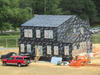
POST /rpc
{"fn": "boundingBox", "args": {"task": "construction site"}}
[0,44,100,75]
[0,15,100,75]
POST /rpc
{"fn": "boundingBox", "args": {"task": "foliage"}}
[93,0,100,17]
[0,0,33,32]
[0,0,100,32]
[60,0,97,25]
[21,0,62,14]
[0,31,20,48]
[92,34,100,44]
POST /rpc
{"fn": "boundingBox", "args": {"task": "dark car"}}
[19,52,32,59]
[0,52,16,59]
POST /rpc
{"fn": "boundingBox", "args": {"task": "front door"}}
[35,45,43,56]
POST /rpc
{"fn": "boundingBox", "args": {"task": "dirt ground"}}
[0,44,100,75]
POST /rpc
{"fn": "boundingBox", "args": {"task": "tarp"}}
[51,57,62,64]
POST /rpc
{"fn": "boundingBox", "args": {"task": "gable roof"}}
[22,15,75,27]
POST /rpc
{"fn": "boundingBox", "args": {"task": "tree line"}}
[0,0,99,32]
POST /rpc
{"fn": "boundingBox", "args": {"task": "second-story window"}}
[80,27,84,34]
[44,30,53,39]
[24,29,32,38]
[36,30,41,38]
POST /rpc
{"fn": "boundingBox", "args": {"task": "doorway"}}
[35,45,43,56]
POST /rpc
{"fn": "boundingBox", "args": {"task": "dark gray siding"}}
[57,16,92,54]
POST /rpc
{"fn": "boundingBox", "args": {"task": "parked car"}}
[0,52,16,59]
[19,52,32,59]
[2,56,31,67]
[90,27,100,34]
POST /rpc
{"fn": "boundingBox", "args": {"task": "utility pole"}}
[6,38,8,48]
[16,38,18,47]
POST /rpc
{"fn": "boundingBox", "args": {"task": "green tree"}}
[0,0,33,32]
[60,0,97,25]
[93,0,100,17]
[93,0,100,24]
[45,0,62,14]
[21,0,62,14]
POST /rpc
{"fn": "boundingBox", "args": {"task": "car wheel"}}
[3,62,6,66]
[17,63,21,67]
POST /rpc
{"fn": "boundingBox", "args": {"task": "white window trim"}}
[27,44,31,52]
[36,30,41,38]
[64,46,69,55]
[44,30,53,39]
[20,44,24,52]
[73,28,76,33]
[54,46,58,55]
[81,27,84,34]
[24,29,33,38]
[47,45,52,55]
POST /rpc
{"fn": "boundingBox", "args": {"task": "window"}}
[64,46,69,55]
[80,27,84,34]
[44,30,53,39]
[87,41,91,50]
[73,45,77,50]
[54,46,58,55]
[80,42,82,50]
[73,28,76,33]
[36,30,41,38]
[80,42,85,50]
[27,44,31,52]
[20,44,24,52]
[35,45,43,56]
[77,44,80,49]
[83,42,86,49]
[47,46,52,54]
[24,29,32,37]
[8,57,14,60]
[16,57,23,60]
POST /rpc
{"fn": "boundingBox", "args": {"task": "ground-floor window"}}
[80,42,83,50]
[35,45,43,56]
[77,44,80,49]
[27,44,31,52]
[47,45,52,55]
[86,41,91,50]
[64,46,69,55]
[80,42,86,50]
[20,44,24,52]
[54,46,58,55]
[73,45,77,50]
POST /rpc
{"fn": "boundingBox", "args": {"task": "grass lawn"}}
[92,33,100,44]
[0,31,20,48]
[91,25,100,28]
[0,32,20,39]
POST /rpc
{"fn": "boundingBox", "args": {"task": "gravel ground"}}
[0,61,100,75]
[0,44,100,75]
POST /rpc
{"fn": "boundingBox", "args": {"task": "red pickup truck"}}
[2,56,31,67]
